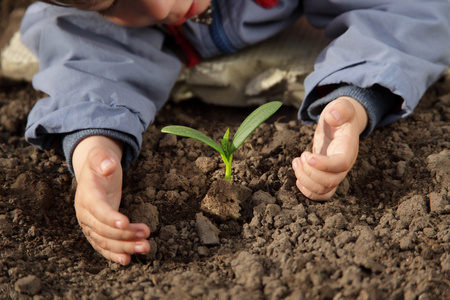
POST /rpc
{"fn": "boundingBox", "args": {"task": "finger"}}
[79,212,150,241]
[292,157,335,195]
[298,158,348,190]
[301,151,353,176]
[86,229,151,255]
[92,243,132,266]
[82,227,133,265]
[296,180,337,201]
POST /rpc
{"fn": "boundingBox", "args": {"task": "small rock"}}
[426,150,450,184]
[0,215,13,237]
[334,231,356,248]
[252,190,276,206]
[265,204,281,219]
[354,256,385,274]
[163,173,190,191]
[15,275,42,295]
[231,251,264,289]
[195,213,220,245]
[277,189,298,208]
[307,213,321,226]
[324,213,346,230]
[131,203,159,232]
[291,204,307,219]
[354,227,382,259]
[428,192,450,214]
[399,236,414,250]
[142,238,158,261]
[159,225,178,241]
[396,195,427,225]
[159,134,177,147]
[197,246,209,257]
[201,179,252,220]
[11,172,31,189]
[393,144,415,161]
[440,253,450,271]
[336,178,350,195]
[396,161,407,178]
[27,225,37,238]
[195,156,217,173]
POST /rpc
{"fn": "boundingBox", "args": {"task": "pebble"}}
[307,213,321,226]
[159,134,177,147]
[277,189,298,208]
[252,190,276,206]
[324,213,346,230]
[195,156,217,173]
[195,213,220,245]
[334,231,355,248]
[231,251,264,289]
[15,275,42,295]
[399,236,414,250]
[428,192,450,214]
[396,195,427,225]
[159,225,178,241]
[131,203,159,232]
[426,150,450,183]
[0,214,13,237]
[197,246,209,256]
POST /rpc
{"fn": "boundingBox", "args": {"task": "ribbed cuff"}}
[306,84,401,137]
[62,129,140,175]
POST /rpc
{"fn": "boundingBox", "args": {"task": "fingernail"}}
[308,157,317,167]
[136,231,145,239]
[330,110,340,122]
[118,257,125,265]
[115,221,122,229]
[100,159,113,172]
[292,159,298,170]
[296,180,303,190]
[301,154,306,164]
[135,244,145,253]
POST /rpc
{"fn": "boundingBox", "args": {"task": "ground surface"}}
[1,2,450,299]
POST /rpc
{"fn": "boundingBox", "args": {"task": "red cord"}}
[166,25,202,68]
[255,0,279,9]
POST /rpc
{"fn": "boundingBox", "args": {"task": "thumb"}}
[323,97,357,128]
[86,148,119,177]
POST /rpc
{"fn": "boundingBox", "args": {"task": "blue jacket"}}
[20,0,450,171]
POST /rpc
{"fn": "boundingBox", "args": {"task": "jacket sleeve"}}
[20,3,182,161]
[300,0,450,130]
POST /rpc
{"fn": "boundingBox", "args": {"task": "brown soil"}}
[1,2,450,299]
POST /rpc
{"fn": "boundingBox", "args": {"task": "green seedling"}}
[161,101,283,181]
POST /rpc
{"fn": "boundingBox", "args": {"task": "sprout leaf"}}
[161,125,225,156]
[230,101,283,153]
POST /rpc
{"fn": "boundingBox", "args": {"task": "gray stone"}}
[396,195,427,225]
[195,213,220,245]
[15,275,42,295]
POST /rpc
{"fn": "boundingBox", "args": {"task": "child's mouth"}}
[172,0,199,25]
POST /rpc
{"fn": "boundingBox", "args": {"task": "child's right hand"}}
[292,97,369,201]
[72,136,151,265]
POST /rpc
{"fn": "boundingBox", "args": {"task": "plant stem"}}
[224,154,233,181]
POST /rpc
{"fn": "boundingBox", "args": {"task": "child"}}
[20,0,450,265]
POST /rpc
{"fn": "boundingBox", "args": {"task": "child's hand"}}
[292,97,368,201]
[72,136,151,265]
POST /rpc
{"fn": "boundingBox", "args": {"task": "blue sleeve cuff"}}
[62,129,140,175]
[305,84,401,137]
